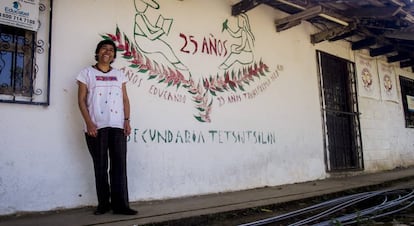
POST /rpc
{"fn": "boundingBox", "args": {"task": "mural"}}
[356,54,399,102]
[133,0,188,71]
[102,0,282,122]
[356,53,380,100]
[378,61,398,103]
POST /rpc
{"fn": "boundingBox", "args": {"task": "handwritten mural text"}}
[179,33,228,57]
[121,67,143,87]
[148,85,187,103]
[217,70,280,107]
[129,129,276,144]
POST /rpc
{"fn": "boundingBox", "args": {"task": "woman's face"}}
[97,44,115,64]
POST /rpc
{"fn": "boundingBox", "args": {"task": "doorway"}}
[317,51,364,172]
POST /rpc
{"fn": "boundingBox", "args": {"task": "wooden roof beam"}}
[397,8,414,23]
[328,31,356,41]
[276,5,324,32]
[389,0,405,7]
[365,0,386,7]
[232,0,265,16]
[384,31,414,41]
[369,45,396,57]
[387,52,411,63]
[400,59,414,68]
[344,6,400,18]
[310,22,357,44]
[351,37,377,50]
[275,0,350,26]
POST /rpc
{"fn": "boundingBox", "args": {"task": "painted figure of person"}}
[361,67,373,91]
[77,40,137,215]
[383,74,392,94]
[220,13,255,70]
[133,0,188,71]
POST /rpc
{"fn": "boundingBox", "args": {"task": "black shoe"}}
[94,206,111,215]
[113,207,138,215]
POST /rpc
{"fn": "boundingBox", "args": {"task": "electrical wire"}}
[238,188,414,226]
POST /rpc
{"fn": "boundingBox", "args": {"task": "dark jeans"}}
[85,127,130,210]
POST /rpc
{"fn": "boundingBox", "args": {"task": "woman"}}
[77,39,137,215]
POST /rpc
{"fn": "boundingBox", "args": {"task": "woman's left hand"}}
[124,120,131,136]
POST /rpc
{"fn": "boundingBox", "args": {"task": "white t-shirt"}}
[76,66,128,131]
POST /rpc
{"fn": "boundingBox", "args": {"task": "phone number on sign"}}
[0,13,36,25]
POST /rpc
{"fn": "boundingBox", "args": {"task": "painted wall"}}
[356,56,414,171]
[0,0,413,215]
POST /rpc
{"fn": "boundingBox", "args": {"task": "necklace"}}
[94,64,112,73]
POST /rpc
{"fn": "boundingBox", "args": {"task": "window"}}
[0,25,35,96]
[0,0,51,105]
[400,76,414,128]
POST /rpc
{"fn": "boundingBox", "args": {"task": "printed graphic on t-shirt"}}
[96,76,118,81]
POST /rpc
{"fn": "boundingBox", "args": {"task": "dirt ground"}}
[147,179,414,226]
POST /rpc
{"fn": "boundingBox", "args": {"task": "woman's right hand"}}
[86,122,98,137]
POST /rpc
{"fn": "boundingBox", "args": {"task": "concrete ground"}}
[1,167,414,226]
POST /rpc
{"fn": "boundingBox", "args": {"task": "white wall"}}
[357,59,414,171]
[0,0,413,215]
[314,41,414,172]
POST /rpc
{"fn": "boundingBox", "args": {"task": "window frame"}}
[0,0,52,106]
[399,76,414,128]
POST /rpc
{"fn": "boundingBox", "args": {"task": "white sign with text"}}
[0,0,39,31]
